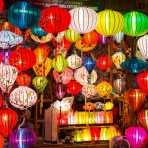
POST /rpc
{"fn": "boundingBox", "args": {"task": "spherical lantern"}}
[96,55,112,72]
[70,7,97,33]
[39,6,71,33]
[113,32,124,43]
[0,108,18,137]
[9,48,36,72]
[96,10,124,36]
[125,126,147,148]
[9,128,36,148]
[55,83,67,99]
[31,25,48,36]
[16,73,31,86]
[123,11,148,37]
[9,86,37,110]
[137,35,148,60]
[113,78,126,93]
[8,1,40,29]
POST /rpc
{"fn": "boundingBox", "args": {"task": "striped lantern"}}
[96,10,124,36]
[70,7,97,34]
[137,35,148,60]
[113,32,124,43]
[113,78,126,93]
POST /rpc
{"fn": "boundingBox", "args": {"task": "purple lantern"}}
[55,83,67,99]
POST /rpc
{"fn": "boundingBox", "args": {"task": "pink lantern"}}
[55,83,67,99]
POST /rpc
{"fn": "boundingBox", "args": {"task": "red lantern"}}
[0,108,18,137]
[90,128,100,141]
[9,47,36,71]
[0,0,4,12]
[66,80,82,96]
[96,55,112,72]
[39,6,71,33]
[59,37,71,50]
[16,73,31,86]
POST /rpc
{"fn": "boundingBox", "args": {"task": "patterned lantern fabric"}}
[16,73,31,86]
[9,86,37,110]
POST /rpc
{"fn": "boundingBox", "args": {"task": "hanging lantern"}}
[10,128,36,148]
[83,102,96,111]
[9,86,37,110]
[103,102,114,111]
[70,7,97,33]
[137,35,148,60]
[66,80,82,96]
[16,73,31,86]
[90,128,100,141]
[96,55,112,72]
[113,32,124,43]
[125,126,147,148]
[39,6,71,33]
[82,128,92,141]
[9,48,36,72]
[74,130,83,142]
[8,1,40,29]
[123,11,148,37]
[0,134,4,148]
[113,78,126,93]
[31,25,48,36]
[0,109,18,137]
[96,10,124,36]
[96,81,112,97]
[55,83,67,99]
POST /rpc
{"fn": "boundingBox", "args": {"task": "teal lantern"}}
[31,25,48,36]
[123,11,148,37]
[8,1,40,30]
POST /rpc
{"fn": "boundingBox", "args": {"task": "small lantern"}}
[55,83,67,99]
[113,78,126,93]
[16,73,31,86]
[83,102,96,111]
[103,102,114,111]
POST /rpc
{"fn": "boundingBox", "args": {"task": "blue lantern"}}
[31,25,48,36]
[121,58,148,74]
[8,1,40,30]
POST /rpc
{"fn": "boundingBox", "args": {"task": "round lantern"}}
[55,83,67,99]
[0,108,18,137]
[113,78,126,93]
[96,55,112,72]
[137,35,148,60]
[9,48,36,72]
[96,81,112,97]
[16,73,31,86]
[125,126,147,148]
[8,1,40,29]
[39,6,71,33]
[9,86,37,110]
[9,128,36,148]
[123,11,148,37]
[66,80,82,96]
[96,10,124,36]
[31,25,48,36]
[70,7,97,33]
[113,32,124,43]
[103,102,114,111]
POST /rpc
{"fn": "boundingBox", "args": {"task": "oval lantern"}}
[123,11,148,37]
[31,25,48,36]
[9,86,37,110]
[96,10,124,36]
[113,32,124,43]
[8,1,40,29]
[39,6,71,33]
[16,73,31,86]
[55,83,67,99]
[0,108,18,137]
[113,78,126,93]
[137,35,148,60]
[70,7,97,33]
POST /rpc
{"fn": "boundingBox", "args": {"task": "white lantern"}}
[9,86,37,110]
[137,35,148,60]
[113,32,124,43]
[69,7,97,34]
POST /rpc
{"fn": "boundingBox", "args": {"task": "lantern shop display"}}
[113,78,126,93]
[113,32,124,43]
[55,83,67,99]
[16,73,31,86]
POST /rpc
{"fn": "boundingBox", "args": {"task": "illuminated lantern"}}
[113,32,124,43]
[96,10,124,36]
[0,109,18,137]
[82,128,91,141]
[99,127,108,140]
[96,55,112,72]
[9,128,36,148]
[123,11,148,37]
[9,48,36,72]
[107,126,121,140]
[55,83,66,99]
[39,6,71,33]
[65,29,81,42]
[113,78,126,93]
[0,134,4,148]
[96,81,112,97]
[121,58,148,74]
[90,128,100,141]
[125,126,147,148]
[9,86,37,110]
[58,37,71,51]
[16,73,31,86]
[31,25,48,36]
[66,80,82,96]
[137,35,148,60]
[70,7,97,33]
[67,54,82,69]
[74,130,82,142]
[83,102,96,111]
[103,102,114,111]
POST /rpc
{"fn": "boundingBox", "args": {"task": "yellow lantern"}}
[107,126,121,140]
[100,127,108,140]
[82,128,91,142]
[74,130,83,142]
[96,10,124,36]
[103,102,114,111]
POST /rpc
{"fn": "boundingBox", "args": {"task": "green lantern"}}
[123,11,148,37]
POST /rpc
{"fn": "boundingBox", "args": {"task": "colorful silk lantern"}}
[70,7,97,33]
[103,102,114,111]
[113,78,126,93]
[123,11,148,37]
[82,129,92,141]
[96,10,124,36]
[0,108,18,137]
[113,32,124,43]
[9,128,36,148]
[31,25,48,36]
[55,83,66,99]
[9,86,37,110]
[16,73,31,86]
[8,1,40,29]
[125,126,147,148]
[39,6,71,33]
[74,130,83,142]
[137,35,148,60]
[90,128,100,141]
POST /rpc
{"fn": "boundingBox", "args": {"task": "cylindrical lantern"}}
[16,73,31,86]
[90,128,100,141]
[113,32,124,43]
[70,7,97,33]
[113,78,126,93]
[96,10,124,36]
[55,83,66,99]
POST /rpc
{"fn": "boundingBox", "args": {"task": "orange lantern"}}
[16,73,31,86]
[83,102,96,111]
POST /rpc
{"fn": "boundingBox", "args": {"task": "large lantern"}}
[8,1,40,29]
[0,108,18,137]
[39,6,71,33]
[70,7,97,33]
[9,86,37,110]
[16,73,31,86]
[96,10,124,36]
